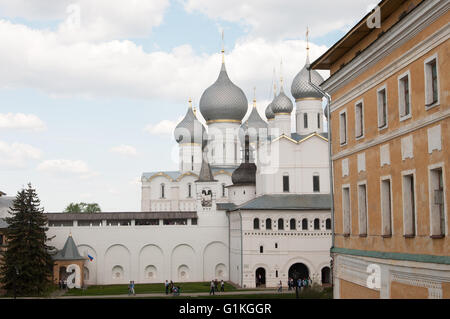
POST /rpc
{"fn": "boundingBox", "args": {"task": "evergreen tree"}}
[0,184,54,296]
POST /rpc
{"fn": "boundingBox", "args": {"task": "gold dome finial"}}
[193,106,197,116]
[221,29,225,63]
[273,68,277,96]
[253,87,257,108]
[280,58,284,88]
[306,26,310,61]
[188,97,192,108]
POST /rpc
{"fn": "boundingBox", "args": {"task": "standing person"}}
[131,281,136,296]
[170,280,174,293]
[128,281,132,296]
[209,280,215,295]
[214,279,218,292]
[278,280,282,292]
[287,278,291,291]
[220,280,225,292]
[165,280,169,295]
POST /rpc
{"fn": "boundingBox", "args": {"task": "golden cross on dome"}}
[306,26,310,60]
[188,97,192,108]
[253,87,257,108]
[221,29,225,63]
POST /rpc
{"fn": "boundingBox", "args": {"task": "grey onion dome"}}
[291,61,324,100]
[239,106,268,145]
[265,100,275,120]
[174,106,207,147]
[199,63,248,122]
[272,87,294,114]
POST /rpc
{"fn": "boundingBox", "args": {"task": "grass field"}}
[64,281,238,296]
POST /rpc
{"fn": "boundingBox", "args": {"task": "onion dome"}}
[231,135,257,185]
[174,99,207,148]
[240,97,268,144]
[291,57,324,100]
[199,62,248,123]
[272,85,293,115]
[265,100,275,120]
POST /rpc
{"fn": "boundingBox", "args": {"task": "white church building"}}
[36,46,333,288]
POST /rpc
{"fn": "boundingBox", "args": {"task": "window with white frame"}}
[342,186,351,236]
[429,167,445,238]
[188,183,192,198]
[398,72,411,119]
[313,174,320,192]
[377,87,388,129]
[304,113,308,129]
[381,178,392,237]
[425,55,439,107]
[317,113,321,129]
[283,174,290,192]
[161,183,165,199]
[358,183,368,236]
[339,111,347,145]
[402,173,416,237]
[355,101,364,138]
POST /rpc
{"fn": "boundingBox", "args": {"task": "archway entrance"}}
[321,267,331,284]
[288,263,309,281]
[255,268,266,287]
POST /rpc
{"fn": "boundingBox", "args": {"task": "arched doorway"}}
[288,263,309,281]
[321,267,331,284]
[255,268,266,287]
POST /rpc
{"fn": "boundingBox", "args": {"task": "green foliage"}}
[0,184,54,296]
[64,202,101,213]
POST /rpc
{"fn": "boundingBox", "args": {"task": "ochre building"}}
[312,0,449,299]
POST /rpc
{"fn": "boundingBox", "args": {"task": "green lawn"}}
[64,281,238,296]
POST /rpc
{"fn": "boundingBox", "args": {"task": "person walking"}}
[278,280,282,293]
[220,280,225,292]
[209,280,215,295]
[165,280,169,295]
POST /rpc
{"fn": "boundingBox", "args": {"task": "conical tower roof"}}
[53,234,85,261]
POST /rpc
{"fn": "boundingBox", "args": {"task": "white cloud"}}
[183,0,376,40]
[37,159,98,179]
[144,118,182,136]
[0,0,170,42]
[110,144,138,156]
[0,19,329,105]
[0,113,46,131]
[0,140,42,168]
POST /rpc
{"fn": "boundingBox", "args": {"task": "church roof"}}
[221,194,331,211]
[290,132,328,142]
[46,211,198,221]
[53,235,85,261]
[196,154,217,182]
[142,166,235,182]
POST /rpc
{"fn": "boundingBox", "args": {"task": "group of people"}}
[164,280,181,296]
[128,281,136,296]
[58,279,67,290]
[287,277,311,291]
[209,279,225,295]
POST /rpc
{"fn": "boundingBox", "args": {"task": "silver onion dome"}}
[199,63,248,123]
[265,99,275,120]
[272,86,293,114]
[174,104,207,148]
[240,103,268,145]
[291,61,324,100]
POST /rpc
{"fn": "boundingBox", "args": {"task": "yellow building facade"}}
[312,0,449,298]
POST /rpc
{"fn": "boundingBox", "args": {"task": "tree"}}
[64,202,101,213]
[0,184,54,296]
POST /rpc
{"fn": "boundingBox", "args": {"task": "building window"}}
[314,218,320,230]
[188,183,192,198]
[398,72,411,119]
[254,218,260,230]
[222,184,226,197]
[317,113,321,129]
[278,218,284,230]
[304,113,308,128]
[275,243,278,249]
[260,246,264,254]
[161,184,165,199]
[342,186,351,236]
[358,183,368,236]
[425,56,439,107]
[191,218,198,225]
[191,155,194,171]
[402,173,416,237]
[290,218,296,230]
[313,175,320,192]
[381,178,392,237]
[326,218,331,230]
[266,218,272,230]
[302,218,308,230]
[377,87,388,129]
[339,111,347,145]
[355,101,364,138]
[283,175,290,192]
[430,167,445,238]
[276,270,278,277]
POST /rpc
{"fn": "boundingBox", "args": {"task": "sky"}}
[0,0,377,212]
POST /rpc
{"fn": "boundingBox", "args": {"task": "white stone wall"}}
[295,99,324,135]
